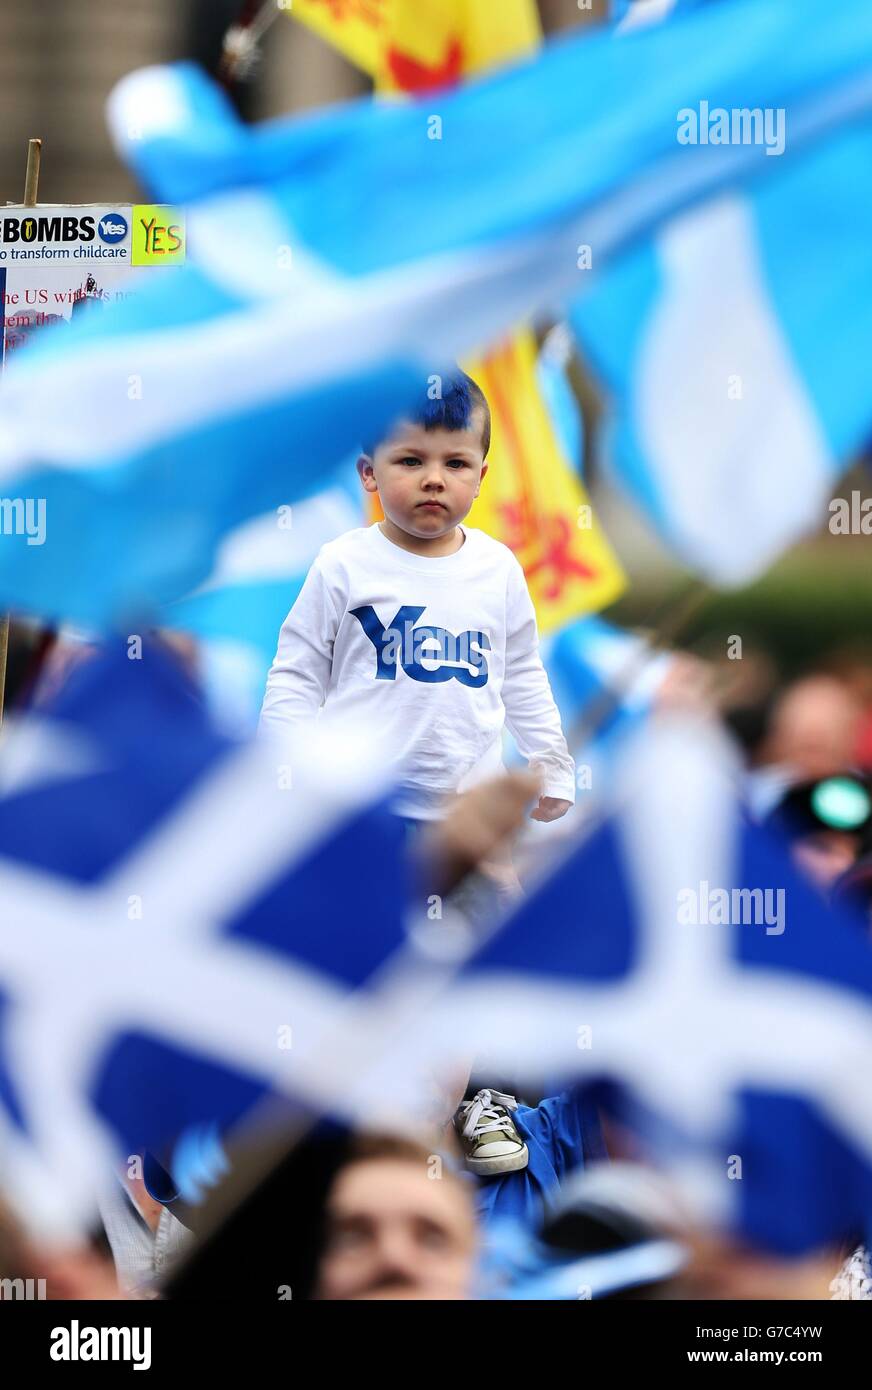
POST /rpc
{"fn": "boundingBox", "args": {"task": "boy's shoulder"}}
[463,526,527,582]
[463,525,522,565]
[312,524,377,566]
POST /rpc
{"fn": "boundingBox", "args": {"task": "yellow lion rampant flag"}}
[288,0,389,79]
[289,0,539,87]
[289,0,626,631]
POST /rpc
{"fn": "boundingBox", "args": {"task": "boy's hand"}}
[416,769,541,895]
[529,795,573,823]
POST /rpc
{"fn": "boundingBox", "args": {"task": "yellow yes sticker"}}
[131,206,186,265]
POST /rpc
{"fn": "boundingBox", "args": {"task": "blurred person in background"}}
[761,767,872,1300]
[166,1126,479,1302]
[0,1196,121,1300]
[820,646,872,774]
[756,673,866,785]
[679,1233,847,1301]
[314,1134,477,1301]
[764,772,872,893]
[833,852,872,938]
[98,1153,192,1299]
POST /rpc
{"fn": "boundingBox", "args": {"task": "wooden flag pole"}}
[0,138,42,727]
[23,137,41,207]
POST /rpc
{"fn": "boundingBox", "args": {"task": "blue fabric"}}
[544,613,659,748]
[2,0,871,622]
[0,642,410,1169]
[458,771,872,1254]
[573,0,872,580]
[475,1089,607,1230]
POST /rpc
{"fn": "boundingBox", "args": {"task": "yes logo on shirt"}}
[350,605,491,688]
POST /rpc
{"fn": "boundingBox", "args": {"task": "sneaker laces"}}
[460,1088,519,1142]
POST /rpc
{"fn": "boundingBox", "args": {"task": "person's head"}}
[765,774,872,891]
[832,853,872,935]
[357,371,490,541]
[314,1133,477,1301]
[759,675,865,780]
[792,830,862,892]
[0,1196,120,1300]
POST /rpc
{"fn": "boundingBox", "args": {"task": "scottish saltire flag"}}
[425,717,872,1254]
[0,0,870,622]
[542,614,672,752]
[0,642,413,1237]
[576,0,872,583]
[162,474,364,726]
[165,477,362,662]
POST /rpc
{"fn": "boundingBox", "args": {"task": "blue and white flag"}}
[576,0,872,582]
[425,716,872,1254]
[543,614,672,751]
[0,642,414,1237]
[162,474,364,729]
[0,0,870,621]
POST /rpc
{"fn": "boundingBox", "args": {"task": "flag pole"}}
[23,137,41,207]
[0,138,40,727]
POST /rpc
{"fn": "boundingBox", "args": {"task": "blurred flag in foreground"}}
[0,643,411,1237]
[162,475,364,720]
[540,614,674,789]
[0,0,869,623]
[425,716,872,1255]
[575,0,872,582]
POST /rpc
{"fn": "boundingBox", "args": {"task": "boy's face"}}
[357,415,488,539]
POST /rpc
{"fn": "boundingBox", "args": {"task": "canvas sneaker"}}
[454,1088,528,1176]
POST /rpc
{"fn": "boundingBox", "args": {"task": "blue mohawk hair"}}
[363,370,491,457]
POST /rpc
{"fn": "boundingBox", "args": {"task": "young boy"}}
[259,371,576,831]
[260,372,576,1177]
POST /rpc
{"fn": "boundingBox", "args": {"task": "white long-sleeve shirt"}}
[259,522,576,820]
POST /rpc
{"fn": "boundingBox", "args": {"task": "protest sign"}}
[0,204,185,363]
